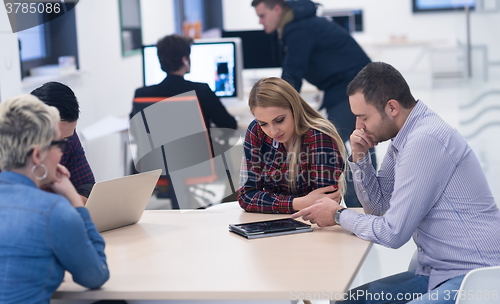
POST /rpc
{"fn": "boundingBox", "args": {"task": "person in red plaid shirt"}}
[31,82,95,205]
[238,77,346,213]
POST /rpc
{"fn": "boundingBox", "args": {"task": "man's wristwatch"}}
[335,208,347,225]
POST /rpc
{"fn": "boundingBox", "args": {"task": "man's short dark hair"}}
[30,82,79,122]
[251,0,286,9]
[347,62,416,113]
[156,34,193,74]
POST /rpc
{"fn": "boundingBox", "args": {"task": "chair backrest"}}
[408,249,419,271]
[130,91,217,208]
[455,265,500,304]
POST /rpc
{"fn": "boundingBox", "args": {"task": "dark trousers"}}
[326,100,377,208]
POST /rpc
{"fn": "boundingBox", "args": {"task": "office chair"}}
[130,91,220,209]
[407,250,500,304]
[454,265,500,304]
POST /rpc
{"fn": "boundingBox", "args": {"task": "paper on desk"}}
[80,115,129,141]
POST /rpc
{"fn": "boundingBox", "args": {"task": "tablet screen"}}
[231,218,311,234]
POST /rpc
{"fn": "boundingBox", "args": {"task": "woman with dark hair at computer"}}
[238,77,346,213]
[0,95,109,303]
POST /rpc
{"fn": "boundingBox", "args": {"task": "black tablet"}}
[229,218,313,239]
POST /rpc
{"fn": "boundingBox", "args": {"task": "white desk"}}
[53,203,372,301]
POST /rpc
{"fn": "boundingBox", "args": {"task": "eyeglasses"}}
[50,139,68,151]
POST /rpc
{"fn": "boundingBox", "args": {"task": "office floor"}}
[135,65,500,304]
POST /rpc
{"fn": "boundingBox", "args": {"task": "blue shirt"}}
[342,101,500,290]
[0,171,109,303]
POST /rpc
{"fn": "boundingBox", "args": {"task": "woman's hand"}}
[50,164,84,208]
[292,185,340,210]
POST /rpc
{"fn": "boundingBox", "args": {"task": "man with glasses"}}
[31,82,95,204]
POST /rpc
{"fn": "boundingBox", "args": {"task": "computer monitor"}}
[222,30,282,69]
[322,9,364,33]
[142,37,243,100]
[412,0,475,12]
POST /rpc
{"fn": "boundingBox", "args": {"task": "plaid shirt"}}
[60,132,95,197]
[238,120,344,213]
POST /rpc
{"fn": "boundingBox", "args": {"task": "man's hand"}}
[291,197,343,227]
[350,129,375,163]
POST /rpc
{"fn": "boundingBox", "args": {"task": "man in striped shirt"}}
[293,62,500,303]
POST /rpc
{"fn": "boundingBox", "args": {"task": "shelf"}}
[21,70,84,90]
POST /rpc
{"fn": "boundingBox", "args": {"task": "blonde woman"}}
[238,77,346,214]
[0,95,109,303]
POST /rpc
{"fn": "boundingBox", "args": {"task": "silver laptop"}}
[85,169,162,232]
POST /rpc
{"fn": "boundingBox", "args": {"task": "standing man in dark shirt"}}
[31,82,95,204]
[252,0,374,207]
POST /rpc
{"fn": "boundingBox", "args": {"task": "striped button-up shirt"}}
[238,120,344,213]
[342,101,500,290]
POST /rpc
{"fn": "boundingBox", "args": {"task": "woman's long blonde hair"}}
[248,77,347,196]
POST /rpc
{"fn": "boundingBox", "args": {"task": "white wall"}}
[141,0,175,45]
[222,0,261,31]
[0,5,22,100]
